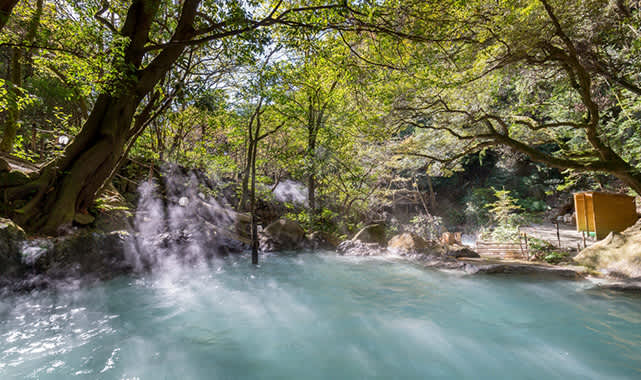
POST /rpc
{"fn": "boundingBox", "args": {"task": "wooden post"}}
[582,231,587,249]
[250,142,258,265]
[583,196,590,236]
[524,234,529,260]
[251,214,258,265]
[518,232,524,258]
[555,222,561,249]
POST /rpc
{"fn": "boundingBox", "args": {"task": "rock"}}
[34,231,132,280]
[574,219,641,279]
[0,218,27,278]
[461,260,581,278]
[596,281,641,293]
[92,183,133,232]
[20,238,54,265]
[352,223,386,246]
[387,232,437,254]
[386,232,479,259]
[0,158,10,172]
[444,244,480,258]
[306,231,340,250]
[0,170,30,186]
[74,212,96,225]
[440,232,462,245]
[259,219,305,252]
[337,239,384,256]
[234,213,252,241]
[562,213,574,224]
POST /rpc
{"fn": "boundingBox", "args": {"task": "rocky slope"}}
[575,219,641,280]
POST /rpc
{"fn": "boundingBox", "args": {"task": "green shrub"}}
[485,188,523,226]
[519,197,548,212]
[407,214,443,240]
[478,225,520,242]
[543,251,570,265]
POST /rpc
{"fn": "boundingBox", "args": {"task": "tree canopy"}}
[0,0,640,235]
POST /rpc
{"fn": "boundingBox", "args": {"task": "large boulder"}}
[352,223,386,246]
[0,158,10,172]
[234,212,252,241]
[0,219,136,289]
[305,231,340,250]
[387,232,438,255]
[259,219,305,252]
[0,218,27,278]
[92,183,133,232]
[386,232,480,258]
[33,231,133,280]
[0,170,30,186]
[444,244,480,258]
[575,219,641,279]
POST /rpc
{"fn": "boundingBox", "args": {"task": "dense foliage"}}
[0,0,639,236]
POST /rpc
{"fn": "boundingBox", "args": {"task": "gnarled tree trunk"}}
[0,0,18,32]
[1,0,201,234]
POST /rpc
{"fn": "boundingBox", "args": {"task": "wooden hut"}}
[574,192,638,239]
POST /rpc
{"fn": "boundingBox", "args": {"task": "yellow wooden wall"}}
[574,192,637,239]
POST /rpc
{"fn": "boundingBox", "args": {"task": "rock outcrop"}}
[444,244,480,258]
[0,218,27,279]
[0,158,10,172]
[0,222,134,290]
[574,219,641,279]
[32,231,132,280]
[305,231,340,250]
[352,224,386,246]
[386,232,480,259]
[457,259,581,278]
[259,219,306,252]
[387,232,439,255]
[339,231,481,260]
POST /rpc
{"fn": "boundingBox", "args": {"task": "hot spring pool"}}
[1,252,640,379]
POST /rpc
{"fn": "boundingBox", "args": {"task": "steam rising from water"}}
[127,166,242,271]
[272,180,308,206]
[1,168,640,378]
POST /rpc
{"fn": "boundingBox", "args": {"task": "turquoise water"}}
[1,252,640,379]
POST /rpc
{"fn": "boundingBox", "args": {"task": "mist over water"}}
[272,180,308,206]
[1,172,640,379]
[1,252,640,379]
[128,167,242,271]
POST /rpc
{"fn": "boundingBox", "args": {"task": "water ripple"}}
[0,254,640,379]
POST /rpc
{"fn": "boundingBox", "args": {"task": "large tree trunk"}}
[307,131,317,216]
[1,0,201,234]
[9,93,139,232]
[0,0,18,32]
[0,0,43,153]
[238,139,254,211]
[0,47,21,152]
[250,127,259,265]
